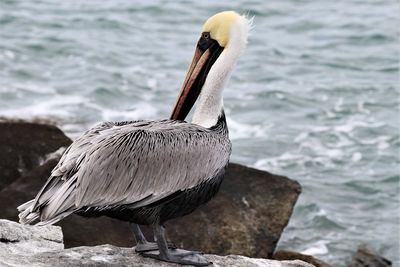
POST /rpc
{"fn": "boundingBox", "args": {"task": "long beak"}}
[170,47,212,120]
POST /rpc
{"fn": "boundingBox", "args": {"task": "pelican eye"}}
[202,32,210,39]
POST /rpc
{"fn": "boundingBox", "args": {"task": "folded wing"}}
[18,120,230,225]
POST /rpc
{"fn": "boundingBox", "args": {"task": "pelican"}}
[18,11,250,266]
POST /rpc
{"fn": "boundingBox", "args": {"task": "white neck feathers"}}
[192,15,250,128]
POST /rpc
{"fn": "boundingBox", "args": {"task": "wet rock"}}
[0,219,315,267]
[348,245,392,267]
[0,120,301,258]
[0,120,71,190]
[274,250,332,267]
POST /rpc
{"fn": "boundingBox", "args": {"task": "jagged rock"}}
[0,219,314,267]
[0,120,72,190]
[348,245,392,267]
[0,120,301,258]
[274,250,332,267]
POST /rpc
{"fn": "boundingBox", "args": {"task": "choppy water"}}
[1,0,399,265]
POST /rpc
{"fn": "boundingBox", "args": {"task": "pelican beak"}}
[170,36,223,120]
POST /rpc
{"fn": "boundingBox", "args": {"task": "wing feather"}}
[74,121,230,208]
[20,119,230,225]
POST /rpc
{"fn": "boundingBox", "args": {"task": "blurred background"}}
[0,0,398,266]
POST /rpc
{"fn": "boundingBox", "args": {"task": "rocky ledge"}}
[0,219,314,267]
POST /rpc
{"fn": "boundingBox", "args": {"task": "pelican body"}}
[18,11,250,266]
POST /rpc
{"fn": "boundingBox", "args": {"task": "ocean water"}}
[0,0,399,266]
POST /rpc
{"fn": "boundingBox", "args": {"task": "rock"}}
[60,215,136,248]
[0,219,63,256]
[0,120,301,258]
[0,120,72,191]
[0,159,60,222]
[0,219,314,267]
[162,163,301,258]
[348,245,392,267]
[274,250,332,267]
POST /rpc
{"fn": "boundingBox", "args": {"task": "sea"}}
[0,1,399,266]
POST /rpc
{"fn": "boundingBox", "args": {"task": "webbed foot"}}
[141,248,210,266]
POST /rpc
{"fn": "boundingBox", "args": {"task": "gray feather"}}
[18,119,231,225]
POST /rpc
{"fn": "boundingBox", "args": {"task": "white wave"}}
[0,94,85,119]
[102,104,158,122]
[377,141,389,150]
[253,152,317,173]
[253,139,344,172]
[304,118,386,136]
[332,134,354,148]
[83,101,158,122]
[309,126,330,132]
[317,208,327,216]
[301,240,329,256]
[357,100,370,114]
[0,83,57,94]
[61,124,86,139]
[253,117,390,172]
[299,139,344,159]
[146,78,158,90]
[294,132,309,143]
[333,97,344,112]
[226,117,270,140]
[351,152,363,162]
[3,50,15,59]
[333,120,385,134]
[359,135,391,151]
[296,129,353,148]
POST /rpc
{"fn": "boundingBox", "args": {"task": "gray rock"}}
[0,219,314,267]
[348,245,392,267]
[0,219,63,259]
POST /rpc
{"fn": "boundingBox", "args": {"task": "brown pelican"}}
[18,11,250,266]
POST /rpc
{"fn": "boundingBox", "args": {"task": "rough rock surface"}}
[0,219,63,257]
[0,219,314,267]
[348,245,392,267]
[0,120,72,190]
[274,250,332,267]
[0,120,301,258]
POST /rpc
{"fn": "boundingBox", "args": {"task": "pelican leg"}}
[131,223,175,253]
[141,223,211,266]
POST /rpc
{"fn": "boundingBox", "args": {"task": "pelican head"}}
[171,11,251,125]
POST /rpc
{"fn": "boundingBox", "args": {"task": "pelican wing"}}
[21,119,230,224]
[74,120,230,208]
